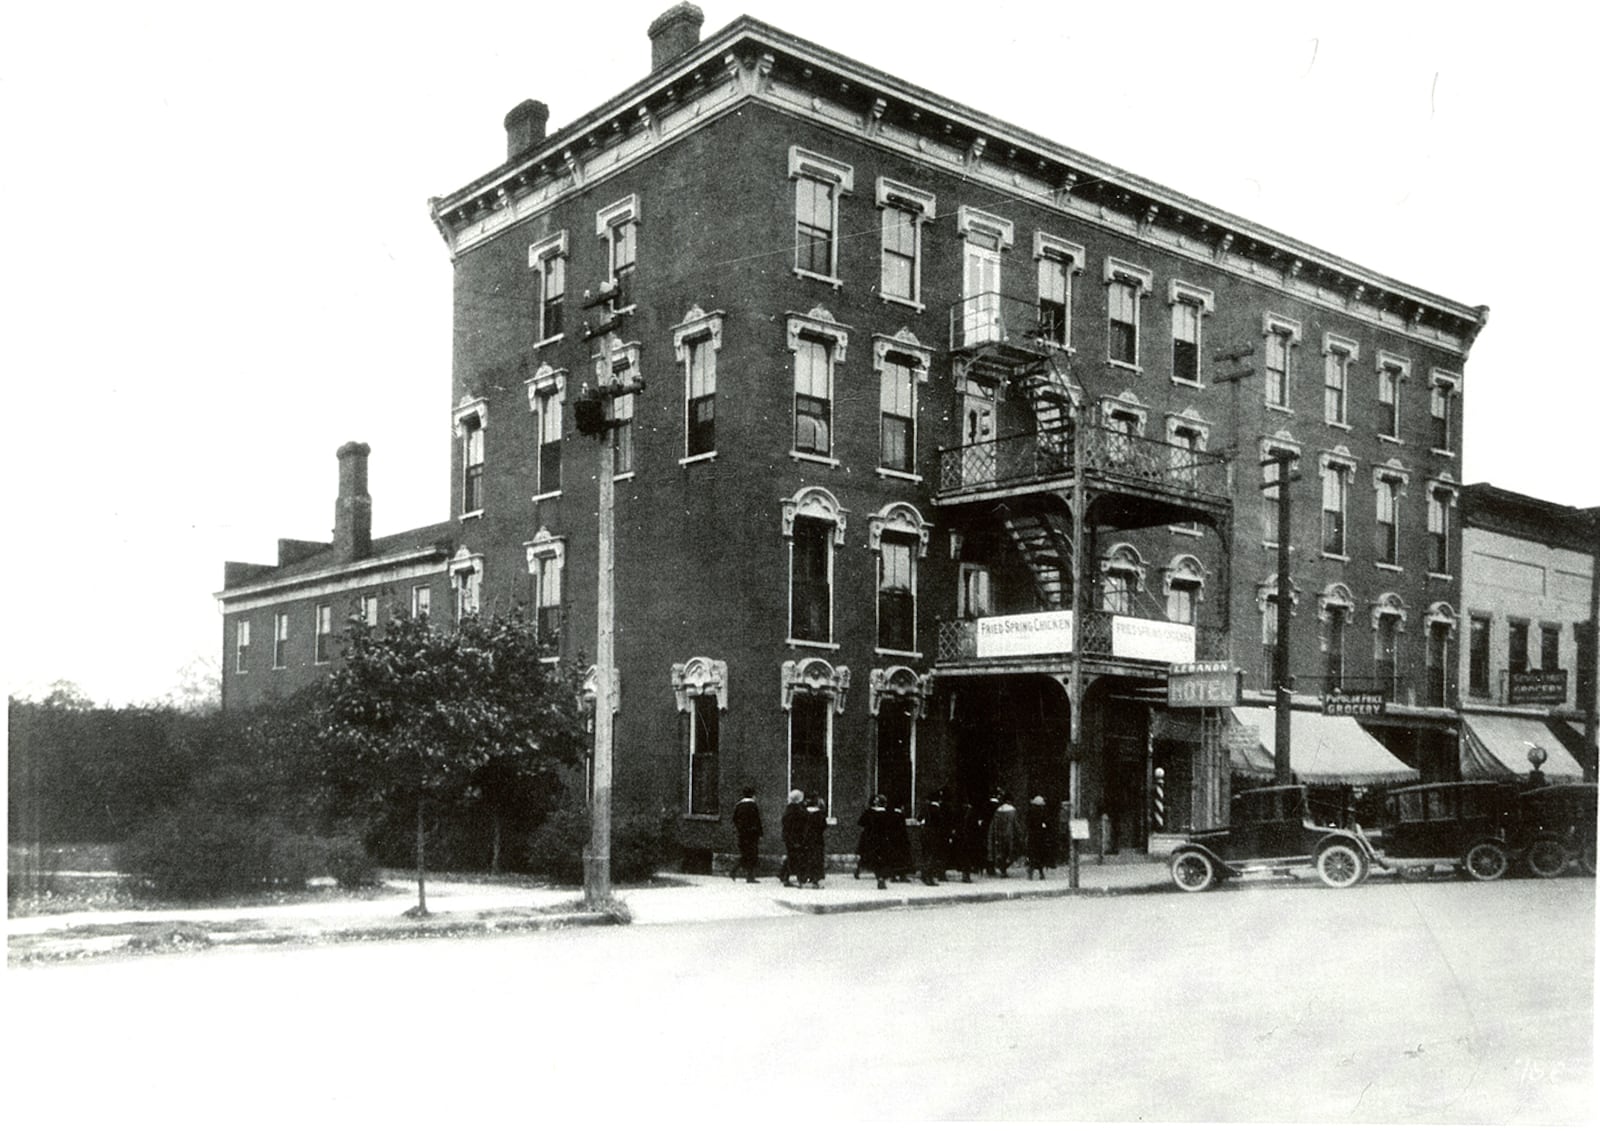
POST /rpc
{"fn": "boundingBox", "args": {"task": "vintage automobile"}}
[1362,781,1519,881]
[1168,784,1377,892]
[1512,783,1598,878]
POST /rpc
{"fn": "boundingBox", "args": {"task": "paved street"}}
[4,876,1592,1123]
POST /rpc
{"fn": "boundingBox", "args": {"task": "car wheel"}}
[1170,850,1215,893]
[1316,843,1366,889]
[1578,837,1596,878]
[1526,838,1571,879]
[1463,841,1509,882]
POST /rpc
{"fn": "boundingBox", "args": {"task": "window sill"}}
[1170,375,1203,389]
[684,813,721,823]
[272,665,287,672]
[459,509,484,520]
[533,333,565,350]
[1107,359,1143,375]
[1430,448,1456,458]
[786,639,841,651]
[1428,572,1454,582]
[539,656,560,666]
[875,648,924,660]
[531,491,562,503]
[789,451,840,468]
[879,293,924,313]
[794,268,844,289]
[613,471,635,483]
[1265,404,1295,416]
[679,451,718,467]
[1375,562,1404,573]
[876,467,922,483]
[1378,434,1403,445]
[1321,552,1350,563]
[1325,420,1352,431]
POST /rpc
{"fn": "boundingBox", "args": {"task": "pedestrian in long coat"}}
[888,803,915,882]
[857,794,898,889]
[800,793,827,887]
[779,789,806,887]
[1026,795,1051,880]
[730,785,762,883]
[989,792,1022,877]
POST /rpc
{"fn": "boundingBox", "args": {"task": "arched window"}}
[783,487,847,645]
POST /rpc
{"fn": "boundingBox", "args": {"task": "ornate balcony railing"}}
[935,613,1228,665]
[937,423,1230,500]
[948,291,1063,353]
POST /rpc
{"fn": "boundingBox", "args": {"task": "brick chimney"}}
[333,441,372,562]
[648,3,704,71]
[504,99,550,162]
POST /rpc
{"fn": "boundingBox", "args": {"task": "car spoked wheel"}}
[1170,850,1216,893]
[1463,840,1509,882]
[1315,843,1366,889]
[1526,838,1571,879]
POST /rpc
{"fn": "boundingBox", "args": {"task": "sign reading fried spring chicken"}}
[975,611,1075,658]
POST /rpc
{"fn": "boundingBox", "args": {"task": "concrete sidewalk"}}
[7,857,1174,963]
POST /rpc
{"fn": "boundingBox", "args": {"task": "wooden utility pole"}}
[1267,450,1298,784]
[1584,507,1600,782]
[576,312,643,908]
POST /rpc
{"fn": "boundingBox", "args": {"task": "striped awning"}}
[1461,714,1586,783]
[1229,707,1420,786]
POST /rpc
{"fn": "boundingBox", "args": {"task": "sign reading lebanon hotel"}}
[975,612,1195,664]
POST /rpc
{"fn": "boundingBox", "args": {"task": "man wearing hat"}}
[1026,795,1051,880]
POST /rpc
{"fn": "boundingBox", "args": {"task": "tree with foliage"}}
[320,608,587,914]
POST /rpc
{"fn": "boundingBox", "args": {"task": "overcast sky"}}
[3,0,1595,706]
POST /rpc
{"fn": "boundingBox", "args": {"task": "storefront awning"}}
[1460,714,1586,783]
[1229,707,1420,786]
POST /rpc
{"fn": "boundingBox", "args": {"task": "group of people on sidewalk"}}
[728,784,1061,890]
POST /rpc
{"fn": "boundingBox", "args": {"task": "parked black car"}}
[1168,785,1376,892]
[1364,781,1518,881]
[1512,783,1598,878]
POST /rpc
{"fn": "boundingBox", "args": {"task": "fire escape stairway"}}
[1000,508,1075,609]
[1015,352,1077,468]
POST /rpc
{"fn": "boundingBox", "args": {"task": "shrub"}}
[120,808,376,899]
[525,804,671,887]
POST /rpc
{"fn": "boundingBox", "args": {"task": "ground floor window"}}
[789,694,831,810]
[688,693,719,816]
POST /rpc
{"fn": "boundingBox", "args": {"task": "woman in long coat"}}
[988,792,1022,877]
[1026,795,1051,880]
[779,789,806,887]
[857,794,897,889]
[800,793,828,887]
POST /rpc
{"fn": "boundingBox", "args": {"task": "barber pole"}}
[1152,767,1166,831]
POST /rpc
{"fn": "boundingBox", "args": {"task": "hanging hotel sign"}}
[1322,691,1387,717]
[1507,670,1568,705]
[1167,661,1242,708]
[975,611,1074,658]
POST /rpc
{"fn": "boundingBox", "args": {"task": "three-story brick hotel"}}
[218,5,1499,865]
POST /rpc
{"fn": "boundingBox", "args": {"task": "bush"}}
[525,804,670,886]
[121,807,377,899]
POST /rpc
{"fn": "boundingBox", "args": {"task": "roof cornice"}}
[215,544,451,607]
[430,15,1486,350]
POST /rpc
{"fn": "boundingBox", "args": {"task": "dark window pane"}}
[790,696,829,804]
[880,414,912,472]
[879,590,914,652]
[540,439,561,493]
[1039,299,1067,344]
[1109,319,1136,365]
[688,394,715,456]
[876,708,913,814]
[1172,337,1198,382]
[795,393,830,455]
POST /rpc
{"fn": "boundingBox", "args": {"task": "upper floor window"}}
[791,148,853,284]
[1100,544,1146,615]
[411,584,431,620]
[959,563,992,619]
[871,502,929,655]
[1258,577,1296,690]
[1320,458,1352,557]
[526,365,564,498]
[1169,281,1214,385]
[1263,314,1302,410]
[1427,481,1456,574]
[1104,259,1152,368]
[1373,595,1406,696]
[1508,619,1530,675]
[1539,623,1561,672]
[1164,556,1205,625]
[596,195,639,310]
[314,603,333,664]
[361,595,379,627]
[453,400,487,516]
[593,337,639,479]
[1035,234,1085,348]
[1430,370,1460,453]
[876,179,933,306]
[874,332,930,477]
[1261,439,1300,545]
[526,530,564,656]
[784,487,846,646]
[957,207,1014,346]
[1468,613,1491,697]
[528,231,567,344]
[1323,334,1358,426]
[787,307,849,463]
[451,548,483,623]
[1377,352,1408,440]
[235,619,250,674]
[273,611,289,669]
[1374,472,1403,566]
[673,306,724,461]
[1166,410,1210,492]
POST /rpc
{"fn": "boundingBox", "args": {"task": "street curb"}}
[774,880,1172,915]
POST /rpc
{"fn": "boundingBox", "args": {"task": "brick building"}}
[220,6,1490,863]
[1457,483,1598,783]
